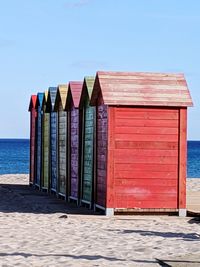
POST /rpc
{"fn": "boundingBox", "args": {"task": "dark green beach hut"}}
[79,77,96,208]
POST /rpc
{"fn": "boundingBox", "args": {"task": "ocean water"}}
[0,139,199,177]
[0,139,29,174]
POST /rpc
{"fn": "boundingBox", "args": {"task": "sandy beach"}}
[0,175,199,266]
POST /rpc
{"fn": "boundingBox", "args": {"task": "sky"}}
[0,0,199,139]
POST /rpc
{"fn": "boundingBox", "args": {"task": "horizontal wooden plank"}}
[115,163,178,172]
[114,149,178,157]
[114,156,178,164]
[115,110,178,120]
[115,118,179,128]
[114,170,178,179]
[114,126,178,135]
[115,141,178,150]
[114,133,178,142]
[114,178,178,187]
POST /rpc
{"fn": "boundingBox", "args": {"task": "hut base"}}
[34,184,40,190]
[179,209,187,217]
[80,199,92,209]
[58,193,66,200]
[41,187,48,193]
[69,196,79,206]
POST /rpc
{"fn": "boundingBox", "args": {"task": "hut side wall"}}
[42,112,50,189]
[70,106,79,199]
[107,106,179,209]
[58,102,67,196]
[81,100,95,203]
[96,104,108,208]
[36,106,42,187]
[30,108,37,184]
[50,112,57,192]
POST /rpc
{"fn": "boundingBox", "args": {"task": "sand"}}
[0,175,199,266]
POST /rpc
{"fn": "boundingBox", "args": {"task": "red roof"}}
[28,95,37,111]
[90,71,193,107]
[68,81,83,108]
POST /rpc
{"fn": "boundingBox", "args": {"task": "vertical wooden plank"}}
[95,104,108,208]
[81,99,95,205]
[50,111,57,192]
[58,101,67,196]
[106,107,115,208]
[36,106,42,188]
[178,108,187,209]
[70,107,79,200]
[42,110,50,190]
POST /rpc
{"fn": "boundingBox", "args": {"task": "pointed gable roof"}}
[90,71,193,107]
[46,87,57,112]
[36,92,45,108]
[67,81,83,108]
[79,76,95,108]
[42,90,48,112]
[54,84,68,111]
[28,95,37,111]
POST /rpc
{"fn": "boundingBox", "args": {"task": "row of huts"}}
[29,71,193,216]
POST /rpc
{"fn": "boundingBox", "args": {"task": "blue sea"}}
[0,139,199,177]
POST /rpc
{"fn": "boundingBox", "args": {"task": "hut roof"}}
[90,71,193,107]
[54,84,68,111]
[41,90,48,112]
[36,92,45,108]
[46,87,57,112]
[68,81,83,108]
[79,77,95,108]
[28,95,37,111]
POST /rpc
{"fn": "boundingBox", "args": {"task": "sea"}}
[0,139,199,178]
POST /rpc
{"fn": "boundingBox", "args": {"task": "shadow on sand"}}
[106,229,200,242]
[0,183,101,215]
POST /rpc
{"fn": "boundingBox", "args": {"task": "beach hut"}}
[79,77,95,208]
[46,87,58,194]
[54,85,68,198]
[66,81,83,204]
[35,92,45,189]
[41,91,50,191]
[28,95,37,186]
[90,71,193,216]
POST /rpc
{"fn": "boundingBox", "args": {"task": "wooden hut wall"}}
[55,85,68,197]
[42,91,50,190]
[36,93,44,189]
[68,82,83,202]
[80,77,95,206]
[48,87,58,193]
[90,71,193,215]
[58,101,67,196]
[29,95,37,185]
[70,106,80,200]
[95,103,108,209]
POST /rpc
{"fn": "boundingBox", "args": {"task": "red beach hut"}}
[28,95,37,186]
[90,71,193,216]
[66,81,83,204]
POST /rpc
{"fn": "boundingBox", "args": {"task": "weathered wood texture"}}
[107,107,179,209]
[91,71,193,107]
[50,111,57,192]
[67,81,83,201]
[36,93,44,188]
[70,107,79,199]
[58,101,67,195]
[179,108,187,209]
[29,95,37,185]
[47,87,58,192]
[96,104,108,208]
[42,111,50,189]
[82,100,95,202]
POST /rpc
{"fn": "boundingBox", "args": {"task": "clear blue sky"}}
[0,0,199,139]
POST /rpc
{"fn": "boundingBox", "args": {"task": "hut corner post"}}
[178,108,187,217]
[105,107,115,216]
